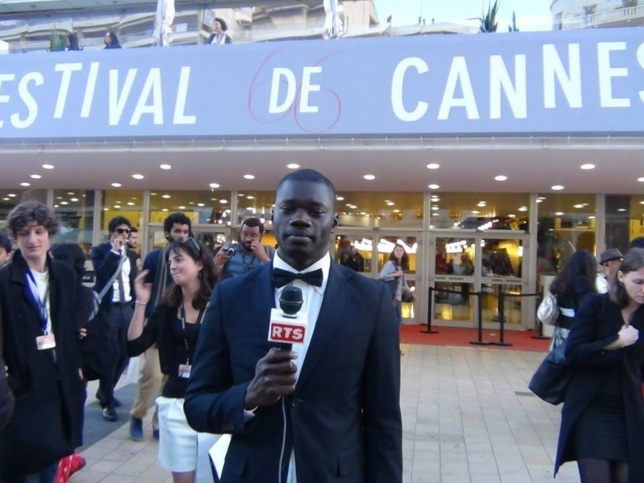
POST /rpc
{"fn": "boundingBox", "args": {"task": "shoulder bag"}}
[528,336,571,405]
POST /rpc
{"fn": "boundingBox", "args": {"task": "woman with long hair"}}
[103,31,122,49]
[127,238,218,483]
[549,250,598,348]
[555,248,644,483]
[379,243,410,326]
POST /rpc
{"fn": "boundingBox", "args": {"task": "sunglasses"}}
[115,228,131,235]
[181,237,203,257]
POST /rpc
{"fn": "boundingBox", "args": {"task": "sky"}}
[372,0,554,32]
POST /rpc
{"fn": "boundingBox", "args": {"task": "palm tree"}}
[476,0,501,33]
[508,11,519,32]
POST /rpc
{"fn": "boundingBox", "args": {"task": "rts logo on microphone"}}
[268,322,306,344]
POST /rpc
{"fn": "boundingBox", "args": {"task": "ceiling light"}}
[555,211,564,216]
[70,198,79,202]
[197,203,205,207]
[538,197,546,200]
[42,164,54,170]
[179,205,186,209]
[162,194,171,199]
[7,194,16,198]
[471,210,480,215]
[287,163,300,169]
[551,185,564,190]
[132,174,144,180]
[127,202,135,206]
[574,204,584,208]
[508,214,516,218]
[536,199,544,203]
[2,198,9,201]
[336,196,345,201]
[20,182,30,187]
[114,205,121,209]
[220,199,228,204]
[209,183,220,189]
[386,202,395,206]
[393,209,401,213]
[618,208,627,212]
[477,202,486,207]
[640,201,644,205]
[243,174,255,180]
[60,201,68,205]
[67,192,74,195]
[363,174,376,180]
[494,175,507,181]
[431,206,439,211]
[111,183,122,188]
[247,195,255,200]
[160,164,171,170]
[518,206,528,212]
[588,216,596,219]
[54,204,59,208]
[580,164,595,170]
[638,177,644,182]
[428,184,440,190]
[162,208,168,212]
[427,163,440,170]
[30,174,41,179]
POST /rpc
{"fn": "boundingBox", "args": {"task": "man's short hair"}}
[276,168,336,200]
[129,227,139,234]
[629,237,644,249]
[242,217,265,234]
[0,231,12,252]
[163,213,192,234]
[7,201,59,237]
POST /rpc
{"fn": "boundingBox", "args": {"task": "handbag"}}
[537,293,559,326]
[528,336,572,405]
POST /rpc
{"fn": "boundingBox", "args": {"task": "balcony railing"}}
[562,4,644,29]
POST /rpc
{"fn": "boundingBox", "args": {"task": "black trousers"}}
[98,303,134,409]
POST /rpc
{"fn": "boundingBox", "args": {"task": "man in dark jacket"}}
[91,216,139,421]
[0,201,85,481]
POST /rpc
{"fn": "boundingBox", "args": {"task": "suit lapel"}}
[296,263,353,391]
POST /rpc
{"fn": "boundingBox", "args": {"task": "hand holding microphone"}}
[244,286,308,409]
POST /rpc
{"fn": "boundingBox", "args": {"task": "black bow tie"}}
[272,268,324,288]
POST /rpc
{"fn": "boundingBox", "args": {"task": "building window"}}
[148,190,233,226]
[52,190,95,254]
[429,193,529,231]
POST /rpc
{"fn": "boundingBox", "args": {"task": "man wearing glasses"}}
[91,216,139,421]
[214,217,275,280]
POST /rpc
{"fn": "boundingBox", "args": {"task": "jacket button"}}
[292,398,303,408]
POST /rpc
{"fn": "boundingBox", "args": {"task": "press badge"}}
[178,364,192,379]
[36,334,56,350]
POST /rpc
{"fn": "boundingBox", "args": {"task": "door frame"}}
[428,229,530,329]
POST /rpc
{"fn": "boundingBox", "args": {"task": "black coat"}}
[0,251,86,478]
[555,275,595,329]
[555,293,644,482]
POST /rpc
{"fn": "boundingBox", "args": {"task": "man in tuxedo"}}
[91,216,139,421]
[185,169,402,482]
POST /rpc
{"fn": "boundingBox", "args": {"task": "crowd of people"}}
[0,169,403,483]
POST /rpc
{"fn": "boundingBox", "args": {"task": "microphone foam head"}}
[280,285,303,316]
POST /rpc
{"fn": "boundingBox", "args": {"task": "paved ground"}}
[70,343,579,482]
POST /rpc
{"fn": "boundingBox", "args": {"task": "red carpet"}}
[400,325,550,352]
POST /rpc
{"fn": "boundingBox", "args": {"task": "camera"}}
[222,242,237,256]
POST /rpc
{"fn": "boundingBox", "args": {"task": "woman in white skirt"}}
[127,237,219,483]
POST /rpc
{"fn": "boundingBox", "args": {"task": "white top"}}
[111,252,132,303]
[272,250,330,483]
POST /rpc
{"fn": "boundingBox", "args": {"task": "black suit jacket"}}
[0,357,13,430]
[185,261,402,483]
[91,242,138,311]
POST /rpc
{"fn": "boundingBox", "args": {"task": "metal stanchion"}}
[470,291,490,346]
[421,286,439,334]
[490,290,512,346]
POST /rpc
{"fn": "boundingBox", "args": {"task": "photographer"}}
[214,217,274,279]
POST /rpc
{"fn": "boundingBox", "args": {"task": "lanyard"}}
[26,271,50,334]
[179,303,205,364]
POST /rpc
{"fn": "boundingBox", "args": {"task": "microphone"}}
[268,285,308,347]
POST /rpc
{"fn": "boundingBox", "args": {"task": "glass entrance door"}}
[429,231,529,329]
[333,229,422,323]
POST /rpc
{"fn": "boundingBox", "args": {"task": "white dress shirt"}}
[271,250,331,483]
